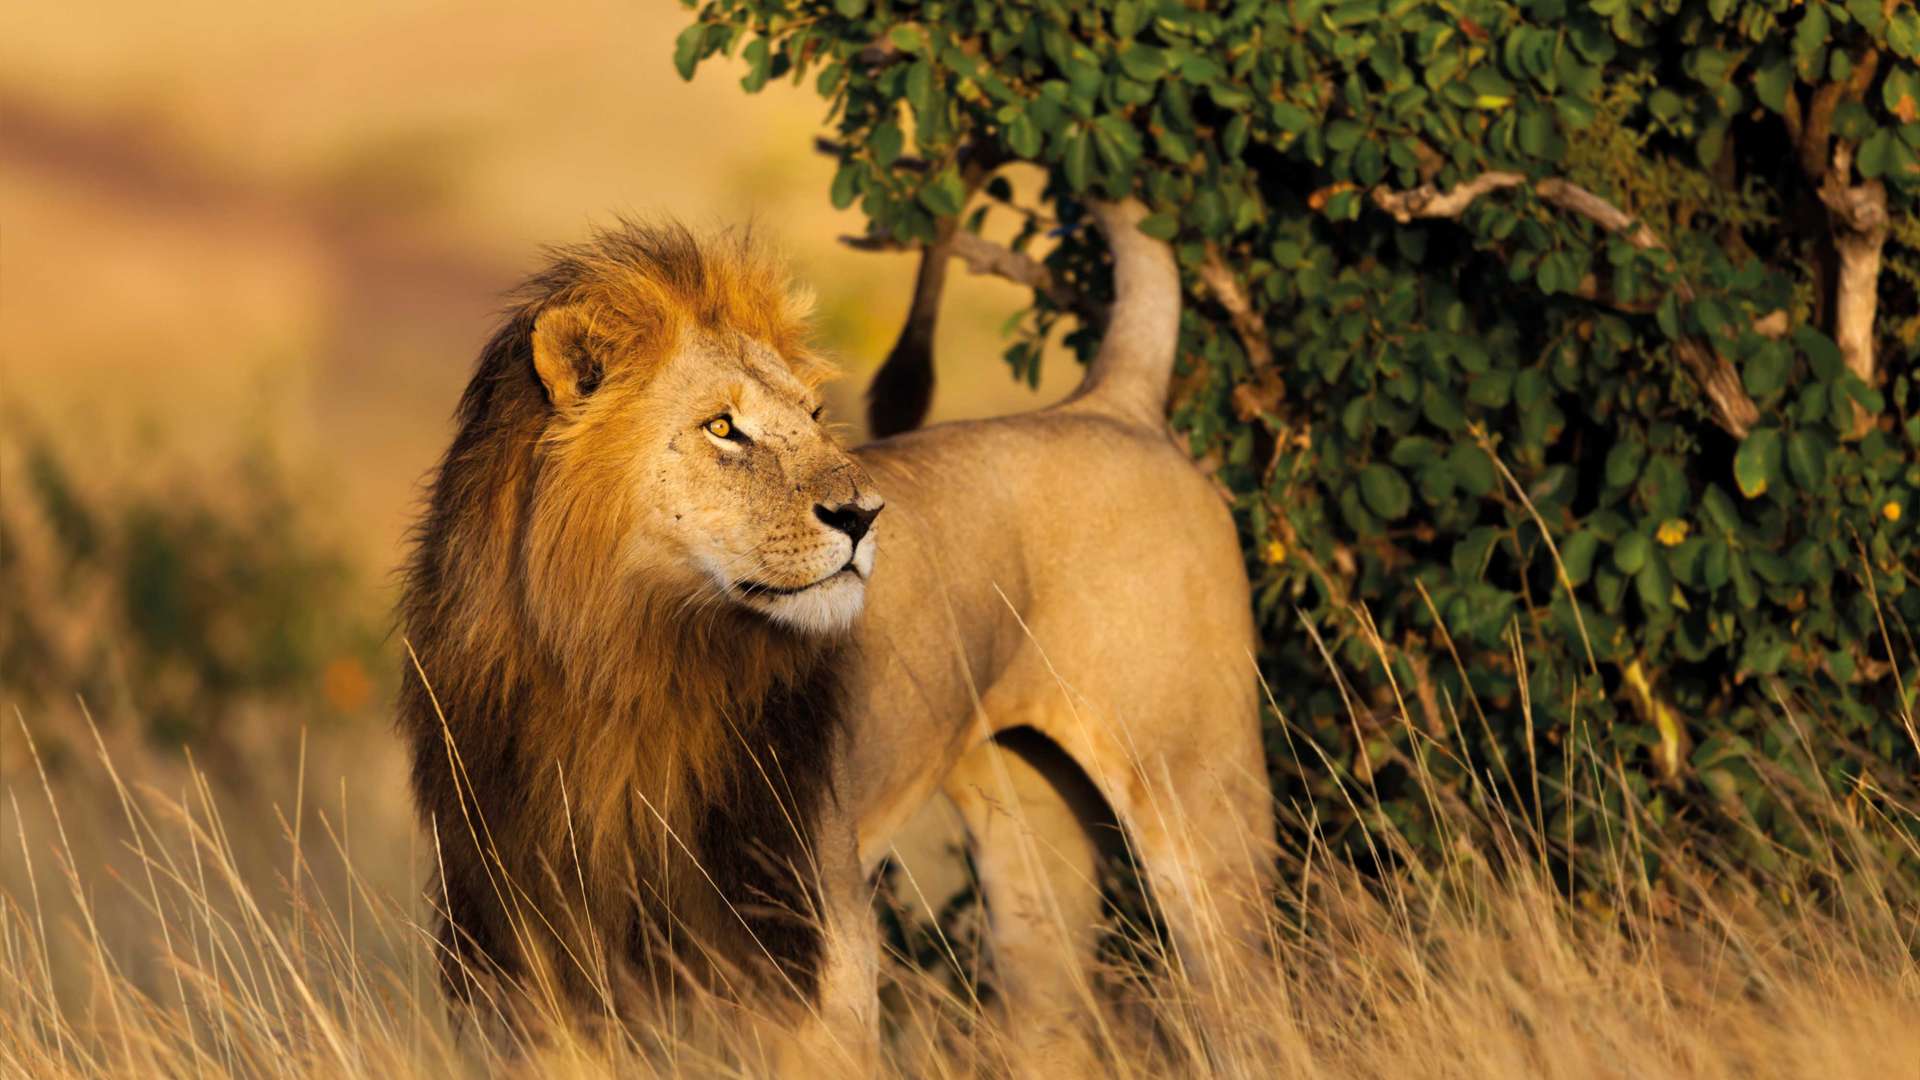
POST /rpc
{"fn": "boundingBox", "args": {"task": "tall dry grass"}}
[4,664,1917,1080]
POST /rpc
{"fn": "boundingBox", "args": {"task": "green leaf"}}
[1734,427,1783,499]
[1452,526,1502,580]
[889,26,925,54]
[1450,442,1496,496]
[1271,102,1313,132]
[741,37,772,94]
[918,168,967,217]
[1605,440,1645,488]
[871,120,904,168]
[905,61,936,121]
[1787,431,1829,490]
[673,24,706,81]
[1136,212,1178,240]
[1743,341,1792,397]
[1893,9,1920,58]
[1118,45,1167,82]
[1007,113,1042,158]
[1794,6,1830,76]
[1858,128,1895,179]
[829,161,859,210]
[1848,0,1887,33]
[1635,558,1671,615]
[1062,128,1093,191]
[1360,464,1413,520]
[1753,59,1793,113]
[1794,325,1844,378]
[1325,120,1365,152]
[1517,104,1555,158]
[1562,530,1601,586]
[1225,114,1251,158]
[1613,531,1651,575]
[1468,370,1513,408]
[1730,550,1761,608]
[1701,485,1740,533]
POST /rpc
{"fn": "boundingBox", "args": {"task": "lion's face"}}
[642,333,883,634]
[532,307,883,637]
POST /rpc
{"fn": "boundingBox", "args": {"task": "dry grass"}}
[11,7,1915,1076]
[4,680,1916,1080]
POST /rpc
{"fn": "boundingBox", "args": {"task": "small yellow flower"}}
[1656,519,1690,547]
[1884,501,1903,523]
[1264,539,1288,565]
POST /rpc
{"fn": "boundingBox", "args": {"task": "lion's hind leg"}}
[942,737,1106,1077]
[1016,659,1278,1001]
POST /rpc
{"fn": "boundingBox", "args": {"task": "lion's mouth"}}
[732,563,860,600]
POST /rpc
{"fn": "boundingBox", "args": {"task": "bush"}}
[676,0,1920,882]
[1,433,379,755]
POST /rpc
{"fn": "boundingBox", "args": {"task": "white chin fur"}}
[750,573,867,635]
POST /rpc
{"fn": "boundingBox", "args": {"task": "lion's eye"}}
[810,404,825,421]
[705,416,735,439]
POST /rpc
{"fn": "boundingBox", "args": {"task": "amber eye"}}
[811,404,825,421]
[705,416,733,439]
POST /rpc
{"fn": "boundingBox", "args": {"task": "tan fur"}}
[401,206,1275,1066]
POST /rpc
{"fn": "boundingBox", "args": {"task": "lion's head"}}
[514,224,883,638]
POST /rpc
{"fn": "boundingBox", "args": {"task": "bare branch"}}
[1818,141,1891,438]
[811,136,929,172]
[840,229,1094,323]
[1532,179,1663,249]
[1369,172,1527,222]
[1371,173,1761,438]
[1199,245,1273,369]
[1752,310,1791,339]
[1781,49,1888,437]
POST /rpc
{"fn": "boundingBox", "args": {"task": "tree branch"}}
[1371,174,1762,438]
[1370,171,1529,222]
[1818,140,1890,437]
[1199,245,1273,369]
[812,136,928,173]
[840,229,1095,324]
[1788,48,1887,438]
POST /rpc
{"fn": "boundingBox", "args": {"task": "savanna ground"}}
[4,4,1920,1078]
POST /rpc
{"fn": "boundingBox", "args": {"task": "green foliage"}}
[1,436,380,753]
[679,0,1920,881]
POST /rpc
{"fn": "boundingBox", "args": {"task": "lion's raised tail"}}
[861,198,1182,435]
[1064,199,1182,428]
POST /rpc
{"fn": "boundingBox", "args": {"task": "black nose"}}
[814,501,882,545]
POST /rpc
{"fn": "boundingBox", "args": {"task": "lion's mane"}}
[398,222,842,1005]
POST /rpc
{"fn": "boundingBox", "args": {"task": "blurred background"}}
[1,0,1056,976]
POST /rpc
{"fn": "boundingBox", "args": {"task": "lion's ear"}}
[530,304,605,407]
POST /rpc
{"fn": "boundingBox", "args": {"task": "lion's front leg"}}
[770,809,881,1077]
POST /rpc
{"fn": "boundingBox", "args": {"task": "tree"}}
[677,0,1920,876]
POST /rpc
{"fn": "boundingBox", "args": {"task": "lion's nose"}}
[814,500,882,545]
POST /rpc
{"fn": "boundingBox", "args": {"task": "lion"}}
[398,201,1274,1070]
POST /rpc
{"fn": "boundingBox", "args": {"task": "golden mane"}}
[398,220,843,1008]
[516,219,831,391]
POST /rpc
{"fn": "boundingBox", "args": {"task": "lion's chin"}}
[739,570,867,636]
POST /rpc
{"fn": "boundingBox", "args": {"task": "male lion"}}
[399,201,1273,1069]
